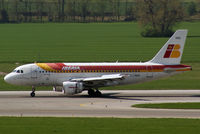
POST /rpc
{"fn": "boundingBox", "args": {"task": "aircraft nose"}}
[4,74,12,84]
[4,74,9,83]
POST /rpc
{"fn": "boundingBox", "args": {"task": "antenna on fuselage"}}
[34,52,41,63]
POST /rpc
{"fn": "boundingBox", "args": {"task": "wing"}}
[71,74,126,88]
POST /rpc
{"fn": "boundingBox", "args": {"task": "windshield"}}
[13,70,24,73]
[12,70,16,72]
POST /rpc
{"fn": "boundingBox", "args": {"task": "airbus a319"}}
[4,30,192,97]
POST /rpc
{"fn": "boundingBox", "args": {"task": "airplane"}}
[4,30,192,97]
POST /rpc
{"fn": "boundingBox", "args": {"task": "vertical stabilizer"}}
[149,30,188,65]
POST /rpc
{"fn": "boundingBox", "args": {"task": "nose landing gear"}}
[30,86,35,97]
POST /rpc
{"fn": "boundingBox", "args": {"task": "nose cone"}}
[4,73,22,85]
[4,74,10,83]
[4,73,15,84]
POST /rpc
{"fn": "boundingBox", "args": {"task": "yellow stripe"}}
[36,63,56,71]
[176,68,191,72]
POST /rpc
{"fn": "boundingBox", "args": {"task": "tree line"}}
[0,0,137,23]
[1,0,199,23]
[0,0,200,37]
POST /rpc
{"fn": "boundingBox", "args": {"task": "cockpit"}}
[12,70,24,73]
[4,63,35,85]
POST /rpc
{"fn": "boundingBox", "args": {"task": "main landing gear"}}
[88,89,102,97]
[30,86,35,97]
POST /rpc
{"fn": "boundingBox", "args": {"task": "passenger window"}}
[21,70,23,73]
[17,70,20,73]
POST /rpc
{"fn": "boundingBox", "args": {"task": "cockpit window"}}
[13,70,24,73]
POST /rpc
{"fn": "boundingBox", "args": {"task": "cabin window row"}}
[39,70,141,73]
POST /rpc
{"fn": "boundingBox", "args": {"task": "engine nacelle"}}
[63,81,84,95]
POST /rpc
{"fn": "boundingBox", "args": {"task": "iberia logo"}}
[163,44,181,58]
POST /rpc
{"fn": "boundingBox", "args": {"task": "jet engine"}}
[63,81,84,95]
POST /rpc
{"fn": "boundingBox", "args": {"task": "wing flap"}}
[71,74,124,82]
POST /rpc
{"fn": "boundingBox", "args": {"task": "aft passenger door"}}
[146,65,153,78]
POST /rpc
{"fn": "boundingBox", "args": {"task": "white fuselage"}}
[4,62,190,88]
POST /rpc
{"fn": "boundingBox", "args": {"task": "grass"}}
[0,22,200,63]
[0,117,200,134]
[0,22,200,90]
[132,102,200,109]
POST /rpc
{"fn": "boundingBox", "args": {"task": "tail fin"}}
[149,30,188,65]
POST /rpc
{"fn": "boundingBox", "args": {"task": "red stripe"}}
[80,65,191,70]
[46,63,66,70]
[43,63,191,71]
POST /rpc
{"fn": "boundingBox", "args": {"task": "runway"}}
[0,90,200,118]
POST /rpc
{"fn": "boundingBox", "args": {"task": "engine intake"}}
[63,81,84,95]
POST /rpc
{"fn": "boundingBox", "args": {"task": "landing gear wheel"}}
[30,86,36,97]
[30,92,35,97]
[88,89,95,97]
[95,90,102,97]
[88,89,102,97]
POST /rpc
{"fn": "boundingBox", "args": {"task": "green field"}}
[0,22,200,90]
[0,22,200,63]
[0,117,200,134]
[132,102,200,109]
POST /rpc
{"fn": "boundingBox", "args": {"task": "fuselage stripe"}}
[36,63,191,73]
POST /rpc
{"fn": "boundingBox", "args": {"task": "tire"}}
[95,90,102,97]
[88,89,95,97]
[30,92,35,97]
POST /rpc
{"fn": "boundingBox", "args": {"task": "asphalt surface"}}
[0,90,200,118]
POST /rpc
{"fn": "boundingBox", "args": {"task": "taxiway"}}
[0,90,200,118]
